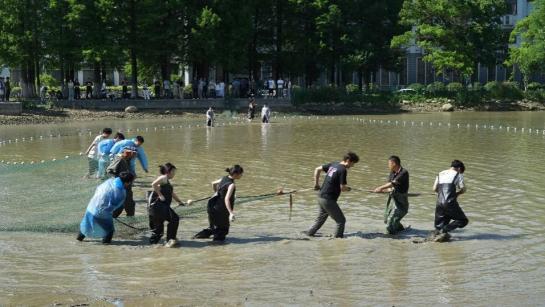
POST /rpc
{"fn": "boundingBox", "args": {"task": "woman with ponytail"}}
[194,165,244,242]
[149,163,184,247]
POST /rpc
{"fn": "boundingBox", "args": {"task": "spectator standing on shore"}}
[85,80,93,99]
[5,77,11,101]
[287,79,292,98]
[122,79,128,99]
[40,85,48,103]
[154,79,161,99]
[172,80,180,99]
[233,79,240,98]
[192,77,198,99]
[100,81,108,99]
[198,78,205,99]
[74,79,81,99]
[276,78,284,98]
[0,77,5,102]
[163,79,171,98]
[68,79,74,101]
[267,78,275,98]
[143,83,151,100]
[208,80,216,98]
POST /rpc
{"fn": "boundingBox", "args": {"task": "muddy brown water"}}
[1,112,544,305]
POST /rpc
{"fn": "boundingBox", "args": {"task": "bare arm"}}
[211,178,221,192]
[224,184,235,214]
[374,182,393,193]
[314,166,323,189]
[84,139,96,155]
[172,191,183,205]
[341,184,351,192]
[151,175,167,200]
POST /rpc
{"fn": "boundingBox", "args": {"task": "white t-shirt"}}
[261,106,270,119]
[88,135,106,159]
[434,169,465,190]
[277,79,284,88]
[206,110,214,120]
[268,80,275,89]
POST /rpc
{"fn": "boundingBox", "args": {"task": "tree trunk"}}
[93,62,101,97]
[130,49,138,98]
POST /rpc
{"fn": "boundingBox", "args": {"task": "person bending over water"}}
[96,132,125,179]
[148,163,184,248]
[432,160,468,242]
[77,171,135,244]
[194,165,244,242]
[303,152,359,238]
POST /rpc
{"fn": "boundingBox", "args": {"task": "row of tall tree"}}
[0,0,543,98]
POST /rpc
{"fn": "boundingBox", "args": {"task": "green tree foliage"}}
[0,0,46,96]
[507,0,545,90]
[0,0,521,99]
[392,0,508,80]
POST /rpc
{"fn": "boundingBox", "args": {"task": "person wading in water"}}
[373,155,410,235]
[148,163,184,248]
[77,171,135,244]
[431,159,468,242]
[193,165,244,242]
[303,152,359,238]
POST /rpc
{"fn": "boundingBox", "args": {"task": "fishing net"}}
[0,158,289,236]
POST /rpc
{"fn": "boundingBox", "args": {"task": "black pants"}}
[308,197,346,238]
[210,204,230,241]
[113,185,135,217]
[149,204,180,243]
[434,202,468,233]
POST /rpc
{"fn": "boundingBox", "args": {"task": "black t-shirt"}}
[389,167,409,194]
[320,162,347,201]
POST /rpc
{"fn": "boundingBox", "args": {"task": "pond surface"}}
[1,112,544,305]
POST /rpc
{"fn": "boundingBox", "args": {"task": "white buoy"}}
[31,161,35,164]
[41,160,45,163]
[52,159,56,161]
[65,155,69,159]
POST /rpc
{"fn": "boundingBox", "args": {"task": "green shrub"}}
[427,81,446,94]
[22,100,37,109]
[470,82,483,92]
[407,83,425,93]
[524,89,545,102]
[446,82,463,92]
[345,83,360,95]
[484,81,522,100]
[527,82,543,91]
[40,73,59,87]
[455,88,483,105]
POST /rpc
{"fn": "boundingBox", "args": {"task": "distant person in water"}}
[206,107,215,127]
[303,152,359,238]
[77,171,135,244]
[373,155,410,235]
[261,104,271,123]
[84,128,113,178]
[194,165,244,242]
[148,163,184,248]
[431,160,468,242]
